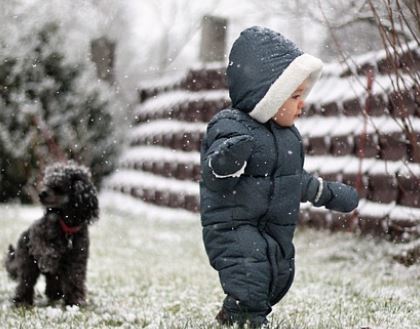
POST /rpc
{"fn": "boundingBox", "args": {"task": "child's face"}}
[272,80,308,127]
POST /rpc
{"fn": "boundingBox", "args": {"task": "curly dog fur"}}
[4,161,99,306]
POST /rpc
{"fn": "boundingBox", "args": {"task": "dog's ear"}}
[73,179,99,223]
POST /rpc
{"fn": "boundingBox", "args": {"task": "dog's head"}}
[39,161,99,226]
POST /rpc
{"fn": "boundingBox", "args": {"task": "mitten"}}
[321,181,359,213]
[209,135,254,177]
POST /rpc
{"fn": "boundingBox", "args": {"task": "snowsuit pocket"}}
[269,174,301,225]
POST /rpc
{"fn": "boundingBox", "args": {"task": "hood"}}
[226,26,323,123]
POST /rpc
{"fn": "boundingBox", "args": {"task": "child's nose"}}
[298,100,304,110]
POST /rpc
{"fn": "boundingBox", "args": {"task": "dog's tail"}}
[4,245,18,280]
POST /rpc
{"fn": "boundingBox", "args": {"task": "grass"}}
[0,204,418,329]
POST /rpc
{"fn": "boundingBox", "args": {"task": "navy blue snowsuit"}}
[200,27,359,327]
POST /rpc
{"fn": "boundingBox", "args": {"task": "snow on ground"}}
[0,204,419,329]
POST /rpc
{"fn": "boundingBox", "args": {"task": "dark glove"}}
[323,181,359,213]
[209,135,254,176]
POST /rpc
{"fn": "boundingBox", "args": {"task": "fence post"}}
[90,37,115,83]
[199,15,228,63]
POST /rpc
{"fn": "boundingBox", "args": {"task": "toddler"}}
[200,26,359,328]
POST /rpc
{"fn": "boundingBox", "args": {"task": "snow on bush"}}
[0,1,123,202]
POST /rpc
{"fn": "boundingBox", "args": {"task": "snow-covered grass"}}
[0,204,418,329]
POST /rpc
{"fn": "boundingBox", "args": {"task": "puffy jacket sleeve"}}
[201,116,254,192]
[301,170,359,213]
[301,170,320,203]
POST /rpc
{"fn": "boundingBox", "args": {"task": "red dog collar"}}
[59,219,82,235]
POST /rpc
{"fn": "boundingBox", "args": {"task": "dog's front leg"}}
[45,274,63,302]
[62,267,86,306]
[61,253,88,306]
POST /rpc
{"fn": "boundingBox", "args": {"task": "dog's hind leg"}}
[13,256,40,306]
[10,233,40,306]
[45,274,63,302]
[5,245,18,280]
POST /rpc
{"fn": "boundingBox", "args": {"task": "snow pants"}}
[203,221,296,327]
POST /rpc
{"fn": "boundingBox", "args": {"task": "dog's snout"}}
[39,190,49,200]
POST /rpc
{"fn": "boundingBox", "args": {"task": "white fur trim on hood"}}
[249,53,323,123]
